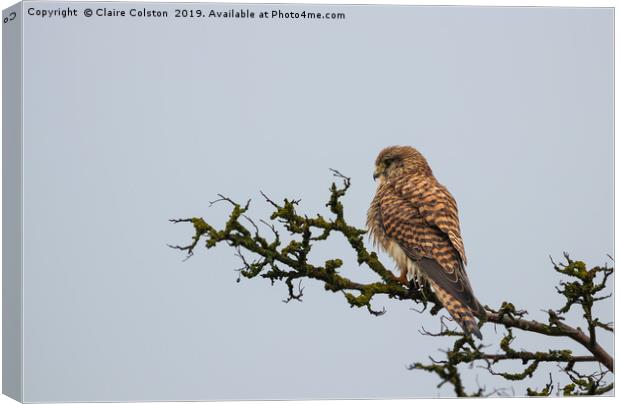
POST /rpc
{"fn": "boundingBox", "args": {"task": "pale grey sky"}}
[17,1,612,400]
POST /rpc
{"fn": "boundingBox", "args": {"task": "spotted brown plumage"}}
[367,146,484,338]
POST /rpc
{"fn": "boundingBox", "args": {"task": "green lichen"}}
[170,172,614,397]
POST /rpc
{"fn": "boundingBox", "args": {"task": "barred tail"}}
[432,281,482,339]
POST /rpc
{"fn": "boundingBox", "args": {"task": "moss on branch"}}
[170,170,613,397]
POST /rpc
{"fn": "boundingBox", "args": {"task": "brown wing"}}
[378,175,480,313]
[394,174,467,265]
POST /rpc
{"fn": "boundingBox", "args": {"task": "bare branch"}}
[170,171,614,396]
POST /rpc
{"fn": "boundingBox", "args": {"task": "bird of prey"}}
[367,145,484,338]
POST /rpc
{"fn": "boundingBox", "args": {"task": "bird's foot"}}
[396,273,409,286]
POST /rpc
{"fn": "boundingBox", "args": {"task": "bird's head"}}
[373,145,432,181]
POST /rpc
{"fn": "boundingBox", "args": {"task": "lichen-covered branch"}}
[170,170,613,397]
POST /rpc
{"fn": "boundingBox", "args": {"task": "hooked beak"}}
[373,170,380,181]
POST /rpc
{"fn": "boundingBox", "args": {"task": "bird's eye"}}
[384,158,394,166]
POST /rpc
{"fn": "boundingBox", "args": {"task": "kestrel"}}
[367,145,484,338]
